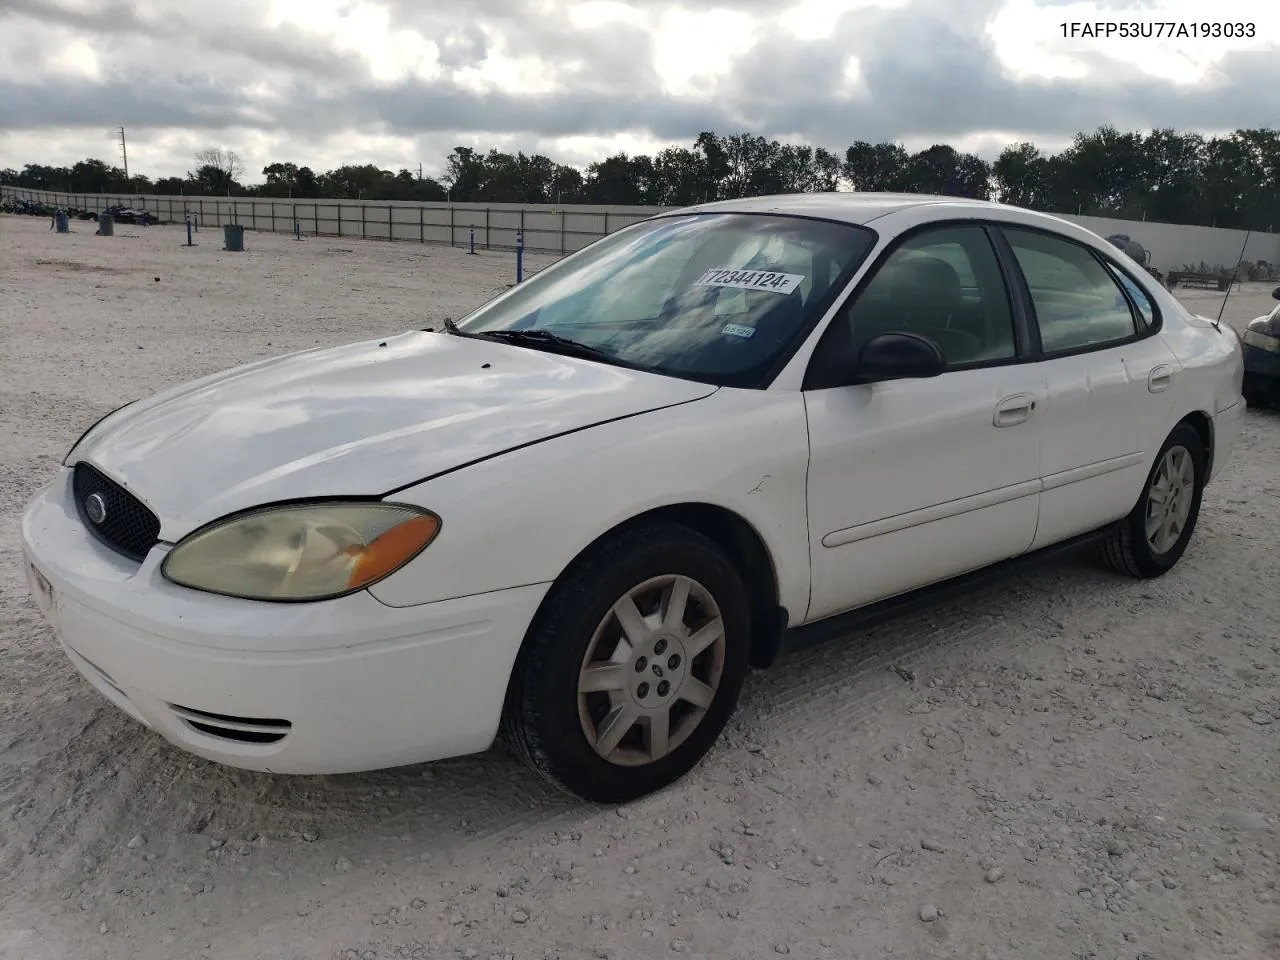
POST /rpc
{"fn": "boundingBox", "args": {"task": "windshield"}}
[456,212,876,387]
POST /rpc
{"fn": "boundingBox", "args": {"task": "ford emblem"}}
[85,492,107,525]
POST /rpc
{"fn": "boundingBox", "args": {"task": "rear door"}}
[997,226,1179,548]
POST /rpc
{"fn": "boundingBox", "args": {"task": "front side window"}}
[456,213,876,387]
[1004,228,1139,353]
[816,224,1019,372]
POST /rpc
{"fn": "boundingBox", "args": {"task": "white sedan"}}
[21,193,1245,803]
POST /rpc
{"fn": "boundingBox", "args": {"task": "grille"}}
[71,462,161,562]
[169,704,292,745]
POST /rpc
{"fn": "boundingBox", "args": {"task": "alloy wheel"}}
[576,574,726,767]
[1145,445,1195,555]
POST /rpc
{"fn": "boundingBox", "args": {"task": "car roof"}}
[671,192,1033,227]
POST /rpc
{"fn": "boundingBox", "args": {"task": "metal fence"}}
[0,186,670,255]
[7,185,1278,275]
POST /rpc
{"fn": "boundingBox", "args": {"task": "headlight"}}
[161,502,441,601]
[1243,318,1280,353]
[64,400,137,465]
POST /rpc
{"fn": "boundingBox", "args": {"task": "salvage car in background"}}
[1241,286,1280,407]
[101,203,154,225]
[22,193,1245,803]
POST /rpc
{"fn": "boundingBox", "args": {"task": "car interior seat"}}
[889,257,982,362]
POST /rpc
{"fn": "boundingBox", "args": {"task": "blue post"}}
[468,225,475,255]
[294,220,301,241]
[516,230,524,283]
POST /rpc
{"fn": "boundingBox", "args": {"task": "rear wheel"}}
[1099,423,1206,578]
[502,522,751,803]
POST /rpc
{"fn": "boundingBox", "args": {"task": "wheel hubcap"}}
[1145,445,1195,555]
[577,574,726,767]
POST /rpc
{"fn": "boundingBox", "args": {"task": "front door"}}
[802,224,1045,623]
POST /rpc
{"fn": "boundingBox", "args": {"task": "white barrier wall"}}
[5,185,1277,271]
[1065,213,1280,277]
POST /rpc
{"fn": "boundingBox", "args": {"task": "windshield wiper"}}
[422,318,463,334]
[477,328,614,362]
[423,318,461,334]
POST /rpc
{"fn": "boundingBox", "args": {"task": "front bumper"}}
[21,469,549,774]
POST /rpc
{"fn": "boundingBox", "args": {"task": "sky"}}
[0,0,1276,184]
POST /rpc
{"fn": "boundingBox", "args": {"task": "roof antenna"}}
[1215,229,1252,326]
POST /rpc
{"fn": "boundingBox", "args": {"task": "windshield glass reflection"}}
[457,213,876,387]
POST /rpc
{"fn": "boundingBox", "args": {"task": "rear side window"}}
[1003,228,1138,353]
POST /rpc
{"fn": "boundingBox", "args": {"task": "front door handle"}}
[1148,364,1174,393]
[994,393,1037,427]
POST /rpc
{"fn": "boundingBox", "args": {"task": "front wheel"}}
[1099,423,1206,578]
[502,522,751,803]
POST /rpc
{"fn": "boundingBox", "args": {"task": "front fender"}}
[369,388,813,619]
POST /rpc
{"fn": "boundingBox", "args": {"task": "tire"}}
[1099,423,1206,579]
[501,521,751,804]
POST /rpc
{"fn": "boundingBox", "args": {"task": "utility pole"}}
[118,127,130,185]
[417,163,423,180]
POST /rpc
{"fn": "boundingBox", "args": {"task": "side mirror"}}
[855,332,945,382]
[1272,285,1280,301]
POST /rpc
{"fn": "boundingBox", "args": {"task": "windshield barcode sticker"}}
[696,268,804,296]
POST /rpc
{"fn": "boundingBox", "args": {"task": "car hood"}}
[73,330,717,540]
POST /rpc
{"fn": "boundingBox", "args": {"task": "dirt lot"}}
[1,213,1277,960]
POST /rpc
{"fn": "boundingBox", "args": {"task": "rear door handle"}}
[994,392,1036,427]
[1148,364,1174,393]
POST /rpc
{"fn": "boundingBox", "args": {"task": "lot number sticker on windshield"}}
[696,268,804,296]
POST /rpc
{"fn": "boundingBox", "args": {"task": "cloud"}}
[0,0,1276,181]
[435,24,489,70]
[2,0,366,79]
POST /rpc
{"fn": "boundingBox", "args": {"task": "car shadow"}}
[183,552,1124,823]
[0,545,1181,890]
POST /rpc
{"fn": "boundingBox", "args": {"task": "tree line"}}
[3,127,1278,232]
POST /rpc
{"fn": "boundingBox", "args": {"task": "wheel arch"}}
[1178,409,1214,480]
[514,502,788,682]
[1135,410,1213,510]
[1100,410,1214,579]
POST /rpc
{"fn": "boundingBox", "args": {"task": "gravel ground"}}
[1,214,1277,960]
